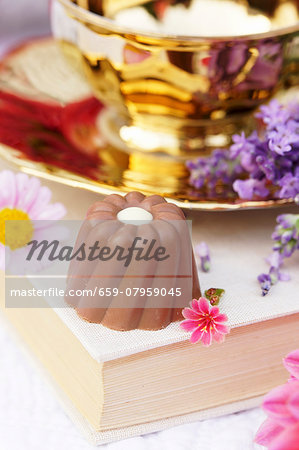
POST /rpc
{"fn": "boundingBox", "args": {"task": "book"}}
[1,294,298,433]
[1,202,299,445]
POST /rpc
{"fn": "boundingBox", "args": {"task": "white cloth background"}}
[0,1,275,448]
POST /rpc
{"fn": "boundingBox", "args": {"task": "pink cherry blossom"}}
[180,297,230,346]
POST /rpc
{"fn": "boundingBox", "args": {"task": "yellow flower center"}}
[0,208,34,250]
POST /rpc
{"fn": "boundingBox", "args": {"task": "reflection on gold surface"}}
[273,2,299,29]
[73,0,299,33]
[0,38,296,211]
[56,0,299,156]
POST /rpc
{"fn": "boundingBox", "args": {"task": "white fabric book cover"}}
[48,207,299,362]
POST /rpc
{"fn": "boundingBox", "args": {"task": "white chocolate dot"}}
[117,207,153,224]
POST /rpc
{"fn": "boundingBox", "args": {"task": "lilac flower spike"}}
[187,100,299,201]
[258,273,272,297]
[186,149,240,194]
[258,213,299,295]
[195,241,211,273]
[186,100,299,296]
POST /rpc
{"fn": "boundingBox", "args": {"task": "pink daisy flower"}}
[0,170,66,271]
[180,297,230,346]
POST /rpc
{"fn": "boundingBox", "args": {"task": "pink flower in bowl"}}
[180,297,230,346]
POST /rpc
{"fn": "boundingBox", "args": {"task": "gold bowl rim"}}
[58,0,299,46]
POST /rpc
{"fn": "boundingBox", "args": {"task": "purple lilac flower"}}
[268,124,298,155]
[258,273,272,296]
[187,100,299,200]
[266,252,291,282]
[256,154,276,181]
[195,241,211,273]
[256,99,290,130]
[240,151,258,173]
[277,213,298,229]
[186,100,299,296]
[258,250,291,296]
[278,173,299,199]
[233,178,269,199]
[230,132,252,158]
[269,136,293,155]
[258,213,299,295]
[286,102,299,121]
[186,149,241,195]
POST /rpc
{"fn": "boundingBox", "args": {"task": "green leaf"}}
[205,288,225,306]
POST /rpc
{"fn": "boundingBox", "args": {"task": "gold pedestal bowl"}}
[53,0,299,159]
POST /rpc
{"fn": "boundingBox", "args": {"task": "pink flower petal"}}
[180,319,198,332]
[284,351,299,380]
[213,323,230,334]
[269,423,299,450]
[34,203,66,221]
[263,382,299,426]
[289,391,299,420]
[34,224,69,243]
[210,306,220,317]
[190,327,204,344]
[197,297,210,314]
[28,186,52,218]
[15,173,29,208]
[0,170,17,209]
[255,418,284,447]
[213,313,229,323]
[191,298,201,312]
[16,176,41,213]
[7,246,32,275]
[182,308,200,320]
[201,330,213,347]
[212,333,225,344]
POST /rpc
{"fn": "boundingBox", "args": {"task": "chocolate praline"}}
[67,192,201,331]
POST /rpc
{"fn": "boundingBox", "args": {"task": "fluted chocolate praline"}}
[67,192,201,331]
